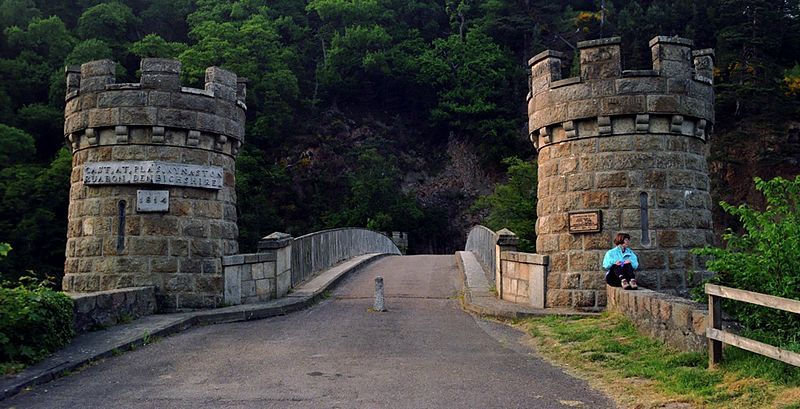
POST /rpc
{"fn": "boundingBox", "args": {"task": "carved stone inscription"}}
[569,210,602,233]
[137,190,169,212]
[84,161,223,190]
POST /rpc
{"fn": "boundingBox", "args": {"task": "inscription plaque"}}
[137,190,169,212]
[83,161,223,190]
[568,210,602,233]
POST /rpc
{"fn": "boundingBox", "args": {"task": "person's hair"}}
[614,233,631,245]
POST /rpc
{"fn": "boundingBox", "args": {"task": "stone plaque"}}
[137,190,169,212]
[83,161,223,190]
[569,210,602,233]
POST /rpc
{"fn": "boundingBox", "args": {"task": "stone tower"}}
[62,58,246,311]
[527,36,714,310]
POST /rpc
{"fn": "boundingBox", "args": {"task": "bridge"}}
[2,233,615,407]
[1,34,720,405]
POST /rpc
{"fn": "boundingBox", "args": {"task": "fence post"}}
[495,228,518,300]
[707,285,722,367]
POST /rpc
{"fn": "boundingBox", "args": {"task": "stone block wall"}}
[528,36,715,310]
[62,58,246,311]
[499,251,548,308]
[223,233,291,305]
[70,286,156,333]
[606,286,709,352]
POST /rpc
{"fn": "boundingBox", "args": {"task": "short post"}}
[374,276,387,312]
[708,287,722,367]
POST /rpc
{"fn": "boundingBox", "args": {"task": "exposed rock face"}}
[528,37,715,310]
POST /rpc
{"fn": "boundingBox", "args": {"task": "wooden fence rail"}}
[705,283,800,368]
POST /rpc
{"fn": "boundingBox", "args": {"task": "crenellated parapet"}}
[64,59,247,157]
[528,36,714,151]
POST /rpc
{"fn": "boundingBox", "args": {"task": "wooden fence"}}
[706,284,800,368]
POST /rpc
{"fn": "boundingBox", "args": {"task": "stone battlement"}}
[64,59,246,157]
[527,36,714,151]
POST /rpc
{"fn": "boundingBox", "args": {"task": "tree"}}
[0,0,40,32]
[129,33,187,59]
[324,148,422,232]
[15,104,63,161]
[472,157,537,251]
[0,148,70,285]
[693,176,800,345]
[417,30,520,147]
[65,38,114,65]
[76,2,139,44]
[0,124,35,167]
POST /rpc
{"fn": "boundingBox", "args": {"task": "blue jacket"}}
[602,246,639,270]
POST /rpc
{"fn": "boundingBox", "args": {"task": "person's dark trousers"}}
[605,264,635,287]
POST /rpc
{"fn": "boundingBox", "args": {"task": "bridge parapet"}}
[464,225,548,308]
[223,228,400,305]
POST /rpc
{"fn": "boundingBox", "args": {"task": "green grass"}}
[517,313,800,409]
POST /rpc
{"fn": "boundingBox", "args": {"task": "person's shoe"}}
[629,279,638,290]
[621,279,631,290]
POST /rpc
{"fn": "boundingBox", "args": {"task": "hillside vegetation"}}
[0,0,798,285]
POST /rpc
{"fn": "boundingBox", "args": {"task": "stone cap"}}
[528,50,567,67]
[649,36,694,48]
[577,36,621,49]
[495,228,519,247]
[500,251,549,265]
[692,48,715,59]
[258,232,293,250]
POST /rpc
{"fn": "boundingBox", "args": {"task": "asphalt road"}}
[4,255,613,408]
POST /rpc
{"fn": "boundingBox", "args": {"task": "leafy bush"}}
[0,276,74,366]
[693,176,800,344]
[472,157,537,252]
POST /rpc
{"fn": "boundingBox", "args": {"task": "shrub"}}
[471,157,537,252]
[693,176,800,344]
[0,277,75,366]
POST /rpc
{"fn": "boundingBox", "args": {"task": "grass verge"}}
[515,312,800,409]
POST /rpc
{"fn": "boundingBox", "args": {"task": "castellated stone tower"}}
[527,36,715,310]
[62,58,246,311]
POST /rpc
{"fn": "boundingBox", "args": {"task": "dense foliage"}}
[472,157,536,252]
[0,1,798,285]
[0,245,74,370]
[694,176,800,345]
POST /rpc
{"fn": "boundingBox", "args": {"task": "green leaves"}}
[0,124,35,167]
[76,2,139,43]
[694,176,800,343]
[129,34,187,59]
[0,281,74,366]
[472,157,537,252]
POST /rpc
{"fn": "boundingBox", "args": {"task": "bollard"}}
[373,276,387,312]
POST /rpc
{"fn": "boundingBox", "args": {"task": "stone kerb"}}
[527,36,714,151]
[64,58,246,157]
